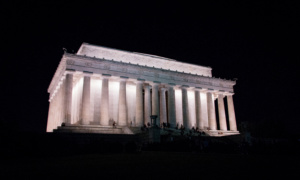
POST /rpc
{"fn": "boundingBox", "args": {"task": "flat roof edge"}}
[77,43,212,70]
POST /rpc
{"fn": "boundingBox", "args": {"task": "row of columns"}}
[63,73,237,131]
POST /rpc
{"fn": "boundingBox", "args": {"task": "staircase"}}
[203,130,240,137]
[53,125,134,134]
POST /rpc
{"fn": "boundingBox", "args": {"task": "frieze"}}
[200,82,212,86]
[67,59,75,65]
[59,53,235,93]
[48,58,67,93]
[121,67,127,72]
[138,69,144,75]
[85,62,93,67]
[104,64,110,70]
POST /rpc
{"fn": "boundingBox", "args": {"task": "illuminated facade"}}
[47,43,239,136]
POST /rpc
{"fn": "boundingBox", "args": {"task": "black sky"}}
[1,1,299,134]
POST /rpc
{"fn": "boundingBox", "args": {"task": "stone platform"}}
[53,125,239,138]
[53,125,134,134]
[204,130,240,137]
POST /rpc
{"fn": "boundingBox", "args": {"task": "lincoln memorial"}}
[46,43,239,136]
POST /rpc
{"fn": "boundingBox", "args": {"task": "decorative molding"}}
[66,59,75,65]
[85,62,93,67]
[138,69,144,75]
[104,64,110,70]
[122,67,127,72]
[48,53,236,95]
[155,73,159,78]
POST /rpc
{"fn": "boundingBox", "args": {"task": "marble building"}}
[46,43,239,136]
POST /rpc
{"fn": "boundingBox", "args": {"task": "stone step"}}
[54,125,134,135]
[57,126,123,131]
[54,129,123,134]
[203,130,240,137]
[60,125,120,128]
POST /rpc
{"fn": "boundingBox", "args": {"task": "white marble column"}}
[227,94,237,131]
[218,93,227,131]
[195,89,203,129]
[144,84,151,125]
[207,92,217,130]
[100,75,110,125]
[118,78,128,126]
[47,96,55,132]
[81,74,91,125]
[64,73,73,124]
[200,90,209,130]
[151,82,160,126]
[182,86,190,129]
[135,80,144,126]
[159,87,167,125]
[167,84,176,128]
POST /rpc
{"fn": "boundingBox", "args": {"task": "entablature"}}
[76,43,212,77]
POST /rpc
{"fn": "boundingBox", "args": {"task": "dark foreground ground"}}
[1,132,299,179]
[1,151,300,179]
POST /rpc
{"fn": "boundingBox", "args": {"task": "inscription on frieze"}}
[104,64,110,70]
[64,56,233,92]
[67,60,75,65]
[201,82,212,86]
[85,62,93,67]
[138,69,144,75]
[122,68,127,72]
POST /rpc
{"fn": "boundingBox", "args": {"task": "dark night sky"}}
[1,1,299,134]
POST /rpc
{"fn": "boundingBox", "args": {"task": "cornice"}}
[65,53,236,82]
[77,43,213,71]
[48,52,236,95]
[47,54,67,94]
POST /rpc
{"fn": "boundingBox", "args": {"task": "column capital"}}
[64,69,76,75]
[82,71,93,77]
[160,87,167,92]
[224,92,235,96]
[199,88,208,93]
[135,79,145,85]
[168,83,176,86]
[137,78,146,82]
[217,93,225,99]
[215,90,226,95]
[181,85,189,89]
[207,88,215,93]
[119,76,129,82]
[207,89,220,96]
[152,81,161,84]
[152,82,160,87]
[194,87,203,91]
[143,83,151,89]
[120,76,129,79]
[101,74,111,79]
[165,83,176,89]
